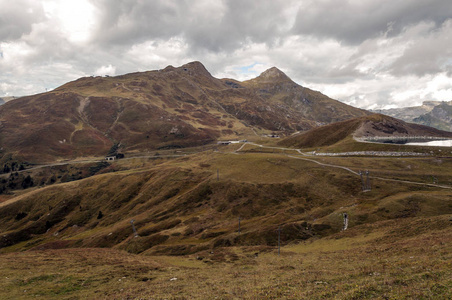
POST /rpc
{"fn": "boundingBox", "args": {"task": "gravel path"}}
[237,142,452,190]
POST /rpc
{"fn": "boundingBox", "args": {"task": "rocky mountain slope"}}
[0,62,369,162]
[375,101,452,132]
[413,101,452,131]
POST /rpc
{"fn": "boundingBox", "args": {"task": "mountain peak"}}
[179,61,211,75]
[253,67,293,84]
[162,61,212,78]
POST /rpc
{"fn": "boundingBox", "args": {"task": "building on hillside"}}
[105,153,125,161]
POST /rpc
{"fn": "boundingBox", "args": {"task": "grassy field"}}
[0,215,450,299]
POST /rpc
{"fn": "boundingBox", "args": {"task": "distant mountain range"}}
[0,96,17,105]
[0,61,369,162]
[374,101,452,132]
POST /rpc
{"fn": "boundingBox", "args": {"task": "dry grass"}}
[0,215,450,299]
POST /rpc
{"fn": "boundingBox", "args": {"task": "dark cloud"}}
[325,65,371,83]
[0,0,45,41]
[292,0,452,44]
[90,0,292,52]
[90,0,183,45]
[184,0,292,52]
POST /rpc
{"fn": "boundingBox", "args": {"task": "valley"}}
[2,0,452,295]
[0,63,451,299]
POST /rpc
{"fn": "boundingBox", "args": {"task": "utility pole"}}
[366,170,371,191]
[359,171,364,191]
[130,219,138,238]
[359,170,371,191]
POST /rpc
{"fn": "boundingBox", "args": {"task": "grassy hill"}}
[0,147,451,298]
[1,146,451,254]
[0,215,450,299]
[279,114,452,152]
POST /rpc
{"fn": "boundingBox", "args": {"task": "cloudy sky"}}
[1,0,451,109]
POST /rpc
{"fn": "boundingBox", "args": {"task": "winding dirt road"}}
[236,142,452,190]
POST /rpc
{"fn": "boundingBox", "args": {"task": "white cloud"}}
[421,73,452,101]
[42,0,97,44]
[94,64,116,76]
[125,37,191,70]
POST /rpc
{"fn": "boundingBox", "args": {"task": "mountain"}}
[375,101,452,132]
[1,65,450,299]
[0,62,369,162]
[413,101,452,131]
[0,96,17,106]
[279,113,452,149]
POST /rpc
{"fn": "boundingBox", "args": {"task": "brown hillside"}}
[355,113,452,138]
[0,62,368,162]
[279,118,362,148]
[280,114,452,148]
[1,150,452,256]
